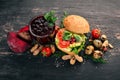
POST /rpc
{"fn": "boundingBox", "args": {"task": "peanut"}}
[62,55,72,60]
[70,56,76,65]
[74,55,83,62]
[33,46,43,56]
[30,44,39,53]
[102,40,109,48]
[50,45,56,53]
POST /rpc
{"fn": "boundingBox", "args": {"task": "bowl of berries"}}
[29,11,57,44]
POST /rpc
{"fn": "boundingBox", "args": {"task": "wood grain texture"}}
[0,0,120,80]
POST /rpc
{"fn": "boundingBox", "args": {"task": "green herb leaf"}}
[83,54,106,63]
[44,10,57,26]
[79,42,85,50]
[63,35,71,40]
[60,11,69,28]
[63,11,68,17]
[49,23,54,27]
[51,16,57,23]
[72,47,78,54]
[52,51,66,57]
[92,58,106,63]
[63,30,72,40]
[74,34,81,42]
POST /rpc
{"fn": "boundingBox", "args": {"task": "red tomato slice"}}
[58,40,70,48]
[57,30,63,40]
[56,29,70,48]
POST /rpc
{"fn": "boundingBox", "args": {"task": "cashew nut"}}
[85,45,94,55]
[93,50,103,59]
[102,40,109,48]
[101,34,107,41]
[93,39,102,48]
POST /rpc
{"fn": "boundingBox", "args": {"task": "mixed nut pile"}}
[85,29,113,60]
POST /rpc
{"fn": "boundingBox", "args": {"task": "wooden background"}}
[0,0,120,80]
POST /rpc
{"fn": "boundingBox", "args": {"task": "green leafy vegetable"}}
[63,30,72,40]
[49,23,54,27]
[44,10,57,27]
[79,42,85,50]
[72,47,78,54]
[63,11,68,17]
[74,34,81,42]
[83,54,106,63]
[63,35,71,40]
[77,35,86,52]
[92,58,106,63]
[52,51,66,57]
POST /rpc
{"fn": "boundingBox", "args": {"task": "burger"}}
[55,15,90,56]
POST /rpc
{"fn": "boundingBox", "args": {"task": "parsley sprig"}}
[52,50,66,57]
[44,10,57,27]
[83,54,106,63]
[63,30,72,40]
[60,11,68,28]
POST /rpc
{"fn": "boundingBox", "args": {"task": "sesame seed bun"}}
[63,15,90,34]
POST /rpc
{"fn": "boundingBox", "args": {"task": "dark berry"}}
[30,16,55,38]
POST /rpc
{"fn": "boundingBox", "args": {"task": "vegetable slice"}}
[58,40,70,48]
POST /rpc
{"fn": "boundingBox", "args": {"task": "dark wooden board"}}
[0,0,120,80]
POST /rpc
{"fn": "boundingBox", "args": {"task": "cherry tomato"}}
[41,47,52,57]
[91,29,101,39]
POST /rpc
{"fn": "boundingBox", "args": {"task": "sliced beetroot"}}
[18,25,29,33]
[7,32,30,53]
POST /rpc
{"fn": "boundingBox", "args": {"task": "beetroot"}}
[7,32,30,53]
[18,25,29,33]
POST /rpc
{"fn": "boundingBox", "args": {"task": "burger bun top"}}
[63,15,90,34]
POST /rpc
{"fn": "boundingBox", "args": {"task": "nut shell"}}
[93,50,103,59]
[70,56,76,65]
[93,39,102,48]
[85,45,94,55]
[101,34,107,41]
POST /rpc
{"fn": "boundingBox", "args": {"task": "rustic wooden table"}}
[0,0,120,80]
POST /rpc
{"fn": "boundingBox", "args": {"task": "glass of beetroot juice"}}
[29,15,55,44]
